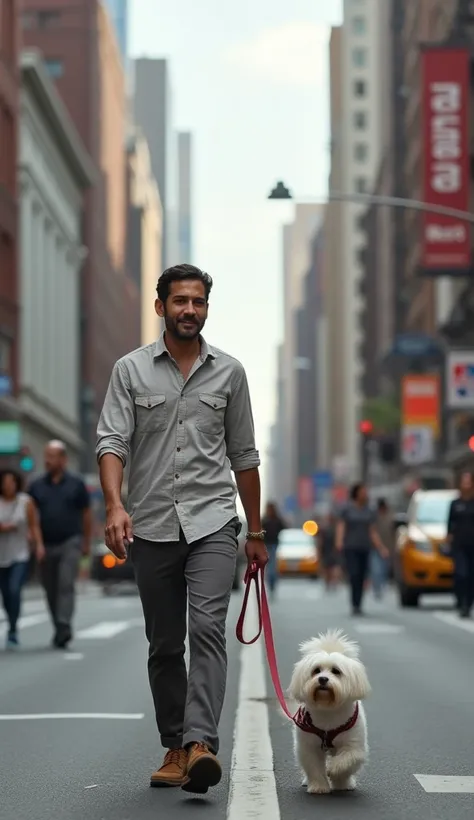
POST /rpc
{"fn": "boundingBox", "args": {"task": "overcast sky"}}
[130,0,343,500]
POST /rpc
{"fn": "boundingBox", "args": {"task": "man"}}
[96,263,267,795]
[28,440,92,648]
[447,471,474,618]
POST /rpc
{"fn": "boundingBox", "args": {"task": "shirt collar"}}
[153,331,218,362]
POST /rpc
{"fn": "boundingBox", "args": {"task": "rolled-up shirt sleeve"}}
[225,363,260,472]
[96,359,135,466]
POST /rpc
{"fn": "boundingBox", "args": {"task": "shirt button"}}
[179,420,183,424]
[175,473,179,479]
[177,447,181,452]
[175,499,179,504]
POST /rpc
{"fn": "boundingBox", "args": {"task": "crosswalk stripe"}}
[0,614,49,637]
[433,612,474,634]
[415,774,474,793]
[75,621,132,639]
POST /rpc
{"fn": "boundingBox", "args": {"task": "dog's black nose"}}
[318,676,329,686]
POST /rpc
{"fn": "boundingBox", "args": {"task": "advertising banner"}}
[446,350,474,409]
[297,476,314,511]
[401,374,440,435]
[401,425,434,466]
[421,46,471,273]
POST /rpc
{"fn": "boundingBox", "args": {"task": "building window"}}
[352,16,366,34]
[38,10,61,27]
[22,11,37,29]
[355,177,367,193]
[354,79,367,97]
[354,111,367,129]
[352,47,367,67]
[44,59,64,79]
[0,335,11,375]
[354,143,368,161]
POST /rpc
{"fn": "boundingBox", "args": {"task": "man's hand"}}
[245,537,268,570]
[36,543,46,563]
[105,504,133,559]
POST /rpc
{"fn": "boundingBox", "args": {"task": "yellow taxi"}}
[394,489,458,608]
[277,526,319,578]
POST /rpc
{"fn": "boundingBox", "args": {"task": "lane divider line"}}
[227,588,280,819]
[0,713,145,720]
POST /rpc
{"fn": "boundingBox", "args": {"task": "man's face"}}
[155,279,208,340]
[44,446,65,475]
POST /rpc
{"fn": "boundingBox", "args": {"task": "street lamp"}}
[267,180,474,223]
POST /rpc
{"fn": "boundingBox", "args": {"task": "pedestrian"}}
[335,482,389,616]
[96,263,267,795]
[262,501,286,597]
[447,471,474,618]
[370,498,394,599]
[319,511,341,591]
[28,441,92,648]
[0,469,44,649]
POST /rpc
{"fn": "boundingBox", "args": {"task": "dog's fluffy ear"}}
[299,629,360,660]
[348,660,372,701]
[288,661,306,704]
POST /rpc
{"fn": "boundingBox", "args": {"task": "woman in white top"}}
[0,469,43,649]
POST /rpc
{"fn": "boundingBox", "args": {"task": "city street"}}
[1,578,474,820]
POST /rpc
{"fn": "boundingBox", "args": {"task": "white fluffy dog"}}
[288,628,371,795]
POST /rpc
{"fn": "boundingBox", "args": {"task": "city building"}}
[103,0,128,66]
[336,0,391,479]
[178,131,192,262]
[278,204,323,514]
[18,50,95,471]
[22,0,130,471]
[126,128,163,345]
[133,58,179,269]
[323,25,348,479]
[0,0,20,434]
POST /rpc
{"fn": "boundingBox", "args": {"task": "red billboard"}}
[421,46,471,273]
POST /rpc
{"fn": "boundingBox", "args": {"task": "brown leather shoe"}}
[182,742,222,794]
[150,748,188,787]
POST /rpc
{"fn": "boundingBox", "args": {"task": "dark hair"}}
[350,482,365,501]
[156,264,213,304]
[0,469,23,496]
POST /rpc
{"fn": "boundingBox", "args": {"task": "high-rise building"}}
[178,132,192,262]
[126,129,163,345]
[0,0,20,430]
[336,0,391,479]
[103,0,128,65]
[22,0,131,470]
[133,58,179,270]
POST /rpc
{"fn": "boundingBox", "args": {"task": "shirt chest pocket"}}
[196,393,227,435]
[134,394,168,434]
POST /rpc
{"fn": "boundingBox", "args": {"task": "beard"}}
[164,314,205,340]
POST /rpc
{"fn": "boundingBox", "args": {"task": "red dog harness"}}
[294,703,360,751]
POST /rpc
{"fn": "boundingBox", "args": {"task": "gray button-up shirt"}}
[96,333,260,543]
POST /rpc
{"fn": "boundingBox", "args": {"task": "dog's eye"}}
[312,667,321,676]
[331,667,342,676]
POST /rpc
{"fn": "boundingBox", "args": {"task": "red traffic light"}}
[359,420,373,435]
[469,436,474,452]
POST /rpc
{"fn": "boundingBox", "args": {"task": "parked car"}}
[276,527,319,579]
[394,489,458,608]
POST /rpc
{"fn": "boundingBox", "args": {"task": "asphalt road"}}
[1,577,473,820]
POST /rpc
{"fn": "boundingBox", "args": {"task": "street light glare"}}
[302,520,318,536]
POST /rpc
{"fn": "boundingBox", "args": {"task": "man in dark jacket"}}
[447,472,474,618]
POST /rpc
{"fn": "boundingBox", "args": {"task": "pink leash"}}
[236,562,296,722]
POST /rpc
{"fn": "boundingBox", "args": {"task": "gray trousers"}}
[130,519,239,755]
[40,536,82,629]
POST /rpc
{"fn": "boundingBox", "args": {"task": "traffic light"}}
[359,420,373,435]
[469,436,474,452]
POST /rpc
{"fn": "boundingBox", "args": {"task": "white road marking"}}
[75,621,131,639]
[64,653,84,661]
[227,590,280,819]
[355,623,404,635]
[0,713,144,721]
[0,613,49,637]
[433,612,474,634]
[415,774,474,793]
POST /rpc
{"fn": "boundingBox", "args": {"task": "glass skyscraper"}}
[103,0,128,64]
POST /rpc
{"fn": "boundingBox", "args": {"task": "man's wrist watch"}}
[246,530,266,541]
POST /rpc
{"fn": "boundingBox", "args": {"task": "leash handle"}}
[236,563,295,721]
